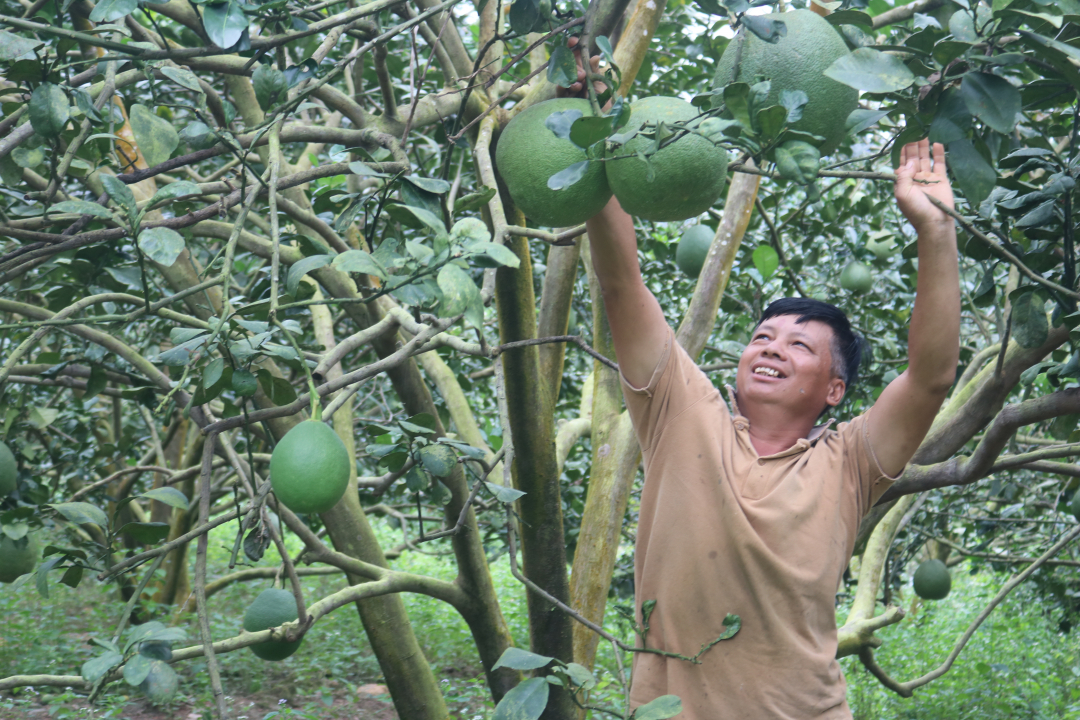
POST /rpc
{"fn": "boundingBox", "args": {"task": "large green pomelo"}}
[605,96,729,222]
[0,440,16,498]
[270,420,350,515]
[713,9,859,154]
[912,559,952,600]
[495,98,612,227]
[676,224,714,278]
[0,533,40,584]
[839,260,873,293]
[243,588,304,661]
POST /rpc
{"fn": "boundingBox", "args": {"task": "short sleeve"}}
[620,326,725,453]
[837,412,901,517]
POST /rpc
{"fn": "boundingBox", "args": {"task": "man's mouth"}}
[752,366,785,379]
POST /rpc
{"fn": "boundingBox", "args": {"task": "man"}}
[583,137,959,719]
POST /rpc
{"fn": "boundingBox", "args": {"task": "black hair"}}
[756,298,864,389]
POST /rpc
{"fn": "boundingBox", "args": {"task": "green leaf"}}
[117,521,171,544]
[140,487,189,510]
[286,254,332,295]
[437,264,482,326]
[81,651,123,683]
[474,242,520,268]
[959,72,1020,134]
[257,370,297,406]
[742,15,786,43]
[755,105,787,141]
[129,104,179,168]
[383,203,447,238]
[11,145,45,169]
[453,187,497,215]
[404,466,429,492]
[508,0,545,34]
[331,249,386,279]
[348,160,388,177]
[161,66,204,93]
[492,647,555,671]
[493,677,549,720]
[60,565,84,588]
[89,0,137,22]
[1012,290,1048,349]
[773,140,820,185]
[569,115,613,149]
[123,654,153,686]
[486,481,526,503]
[28,406,58,429]
[824,48,915,93]
[946,139,995,207]
[47,200,113,219]
[418,444,456,478]
[85,364,108,399]
[139,227,186,267]
[563,663,597,689]
[101,174,137,217]
[547,160,590,191]
[723,83,753,131]
[252,63,288,111]
[231,368,258,396]
[29,83,70,138]
[203,0,249,49]
[450,217,492,246]
[406,176,452,194]
[752,245,779,278]
[50,502,109,530]
[778,90,808,123]
[544,109,582,140]
[0,30,40,61]
[150,181,201,206]
[633,695,683,720]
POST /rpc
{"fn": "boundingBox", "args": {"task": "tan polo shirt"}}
[623,329,895,719]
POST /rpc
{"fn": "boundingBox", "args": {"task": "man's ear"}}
[825,377,846,407]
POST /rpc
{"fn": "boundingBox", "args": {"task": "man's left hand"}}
[895,139,954,233]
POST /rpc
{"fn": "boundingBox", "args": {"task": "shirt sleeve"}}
[620,326,726,453]
[837,411,901,517]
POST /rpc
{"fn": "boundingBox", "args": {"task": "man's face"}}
[735,315,846,419]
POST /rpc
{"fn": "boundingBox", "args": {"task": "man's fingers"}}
[917,138,931,175]
[932,142,946,176]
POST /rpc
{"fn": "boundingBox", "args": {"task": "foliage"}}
[2,0,1080,717]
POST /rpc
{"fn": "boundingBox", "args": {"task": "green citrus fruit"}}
[0,440,16,498]
[495,98,612,227]
[0,533,40,584]
[140,660,179,703]
[912,558,952,600]
[866,235,897,262]
[676,224,714,278]
[605,96,729,222]
[270,420,350,515]
[839,260,874,293]
[243,588,304,661]
[713,9,859,154]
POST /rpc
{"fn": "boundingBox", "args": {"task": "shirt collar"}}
[725,384,836,448]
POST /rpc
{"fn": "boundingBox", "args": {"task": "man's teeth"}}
[754,367,780,377]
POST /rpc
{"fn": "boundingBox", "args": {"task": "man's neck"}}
[736,399,819,456]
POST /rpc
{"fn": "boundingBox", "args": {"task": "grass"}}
[2,519,1078,719]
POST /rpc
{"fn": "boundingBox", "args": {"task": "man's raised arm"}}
[869,139,961,476]
[586,197,670,388]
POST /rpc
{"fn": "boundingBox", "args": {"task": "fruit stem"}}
[273,317,322,421]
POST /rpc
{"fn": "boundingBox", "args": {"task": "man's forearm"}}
[908,219,961,389]
[586,195,642,295]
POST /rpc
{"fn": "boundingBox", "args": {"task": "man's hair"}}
[756,298,864,389]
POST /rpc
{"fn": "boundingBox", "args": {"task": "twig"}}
[414,447,506,543]
[494,335,618,371]
[195,438,228,719]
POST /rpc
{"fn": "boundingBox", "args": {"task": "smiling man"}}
[583,139,959,719]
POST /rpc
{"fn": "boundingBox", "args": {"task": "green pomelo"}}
[243,588,304,661]
[140,660,179,704]
[0,440,16,498]
[676,224,715,278]
[713,9,859,154]
[495,98,612,227]
[912,559,952,600]
[270,420,350,515]
[605,96,729,222]
[0,533,40,584]
[839,260,873,293]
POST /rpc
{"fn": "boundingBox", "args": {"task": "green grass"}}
[2,520,1078,719]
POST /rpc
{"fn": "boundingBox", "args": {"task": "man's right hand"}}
[556,36,605,100]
